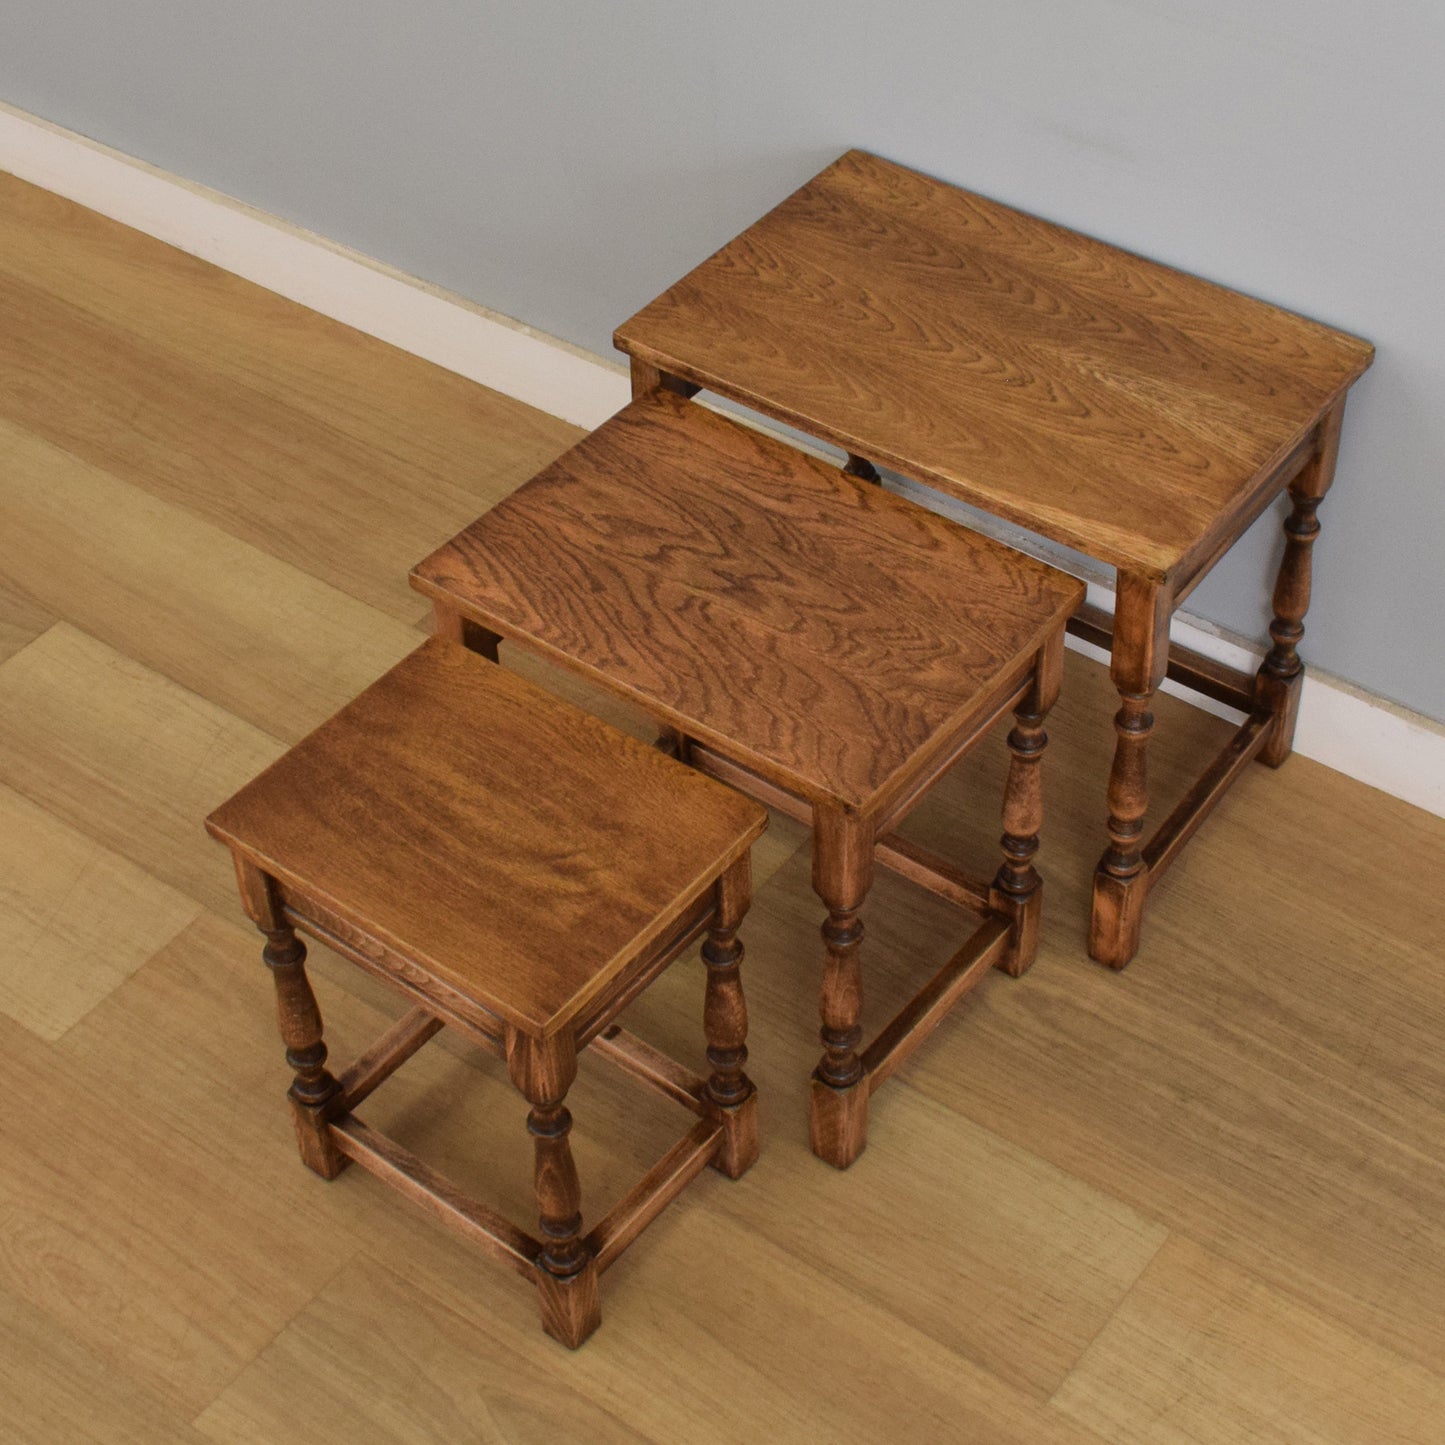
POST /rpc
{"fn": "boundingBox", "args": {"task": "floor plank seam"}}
[185,1245,363,1434]
[1043,1225,1174,1411]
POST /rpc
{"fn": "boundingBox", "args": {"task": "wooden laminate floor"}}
[1,171,1442,1444]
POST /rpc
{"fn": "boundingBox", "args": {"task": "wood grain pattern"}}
[207,638,764,1037]
[893,676,1445,1378]
[329,1117,541,1278]
[697,842,1170,1400]
[619,148,1372,968]
[617,148,1373,574]
[428,634,814,895]
[1140,711,1272,879]
[0,416,421,744]
[590,1025,708,1113]
[0,171,581,623]
[1052,1237,1445,1443]
[0,623,287,915]
[191,1254,649,1444]
[0,781,202,1040]
[333,1006,446,1111]
[279,889,508,1052]
[0,964,363,1417]
[414,389,1081,810]
[251,1206,1114,1445]
[0,583,53,665]
[0,1287,210,1445]
[858,913,1009,1088]
[585,1117,723,1273]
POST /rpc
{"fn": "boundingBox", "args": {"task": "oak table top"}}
[615,149,1373,582]
[412,391,1083,813]
[205,637,765,1037]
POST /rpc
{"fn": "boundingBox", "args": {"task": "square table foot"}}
[989,888,1041,979]
[1254,669,1305,769]
[1089,866,1148,970]
[810,1073,869,1169]
[288,1095,349,1180]
[709,1090,760,1180]
[536,1259,602,1350]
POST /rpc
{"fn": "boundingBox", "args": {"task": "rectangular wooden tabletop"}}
[616,150,1373,578]
[413,392,1082,813]
[206,638,765,1037]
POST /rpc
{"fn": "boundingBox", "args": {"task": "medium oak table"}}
[414,391,1082,1166]
[614,149,1374,967]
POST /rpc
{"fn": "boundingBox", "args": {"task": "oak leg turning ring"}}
[1254,403,1344,768]
[703,854,759,1178]
[990,701,1048,977]
[507,1031,601,1349]
[809,807,872,1169]
[261,920,347,1180]
[1090,574,1171,970]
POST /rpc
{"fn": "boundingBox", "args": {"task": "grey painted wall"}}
[2,2,1441,720]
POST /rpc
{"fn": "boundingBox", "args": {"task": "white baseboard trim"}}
[3,98,1441,818]
[0,100,631,429]
[885,480,1445,819]
[1065,588,1445,818]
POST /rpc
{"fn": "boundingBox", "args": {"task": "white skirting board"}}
[3,98,1441,819]
[0,101,627,430]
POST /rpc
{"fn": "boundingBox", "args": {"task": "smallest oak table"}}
[414,391,1082,1168]
[614,149,1375,968]
[206,637,767,1347]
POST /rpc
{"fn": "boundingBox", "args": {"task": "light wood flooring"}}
[1,171,1443,1444]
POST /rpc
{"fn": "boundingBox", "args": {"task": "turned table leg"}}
[262,922,347,1179]
[991,633,1064,977]
[506,1029,600,1349]
[703,854,759,1179]
[232,857,347,1178]
[809,806,873,1169]
[1255,402,1345,768]
[1091,573,1172,970]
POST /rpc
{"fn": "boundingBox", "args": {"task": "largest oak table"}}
[615,149,1374,968]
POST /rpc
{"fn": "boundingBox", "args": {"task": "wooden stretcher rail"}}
[283,904,505,1056]
[1143,712,1273,882]
[591,1025,708,1115]
[861,915,1010,1092]
[692,735,1014,922]
[872,673,1031,840]
[1165,647,1257,715]
[335,1006,446,1112]
[687,744,813,826]
[1171,430,1317,605]
[585,1118,723,1274]
[1069,603,1257,715]
[331,1115,540,1280]
[574,894,713,1046]
[873,832,991,914]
